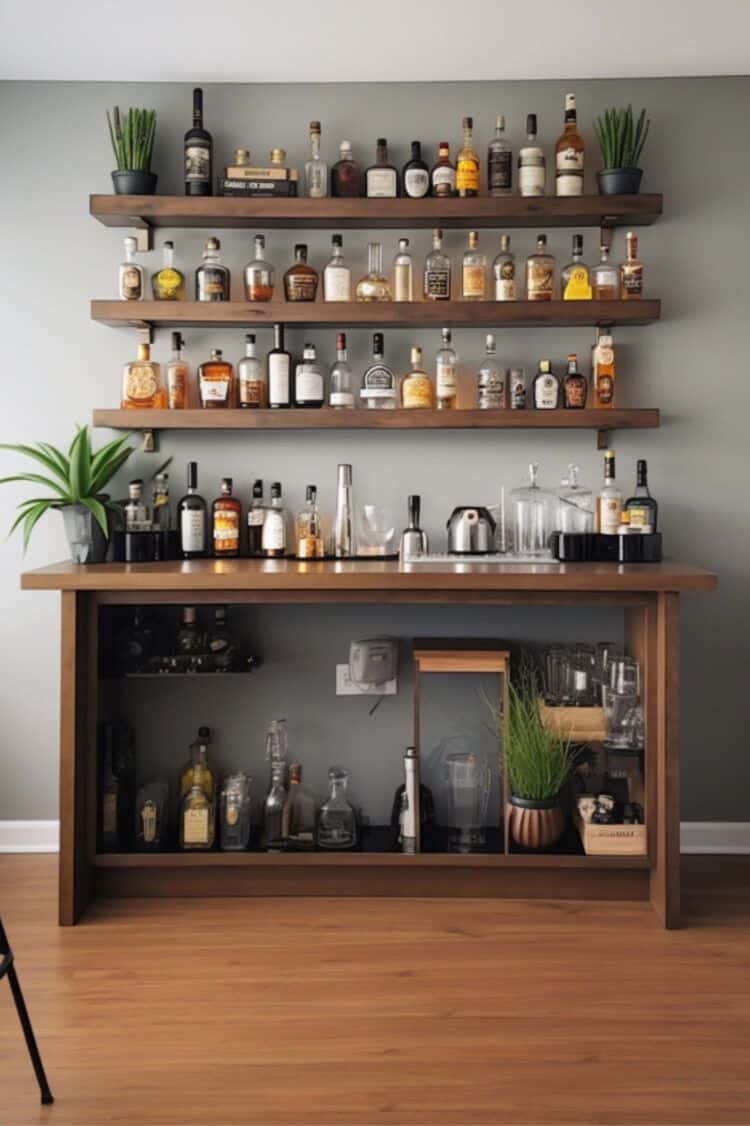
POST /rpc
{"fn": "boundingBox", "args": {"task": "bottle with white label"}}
[596,451,623,535]
[555,93,584,197]
[477,334,506,409]
[294,343,325,408]
[323,234,352,301]
[268,323,292,409]
[178,462,207,560]
[360,333,397,409]
[392,238,414,302]
[532,360,560,409]
[492,235,517,301]
[435,328,457,410]
[518,113,546,197]
[402,141,429,198]
[365,138,399,198]
[329,333,354,409]
[261,483,287,558]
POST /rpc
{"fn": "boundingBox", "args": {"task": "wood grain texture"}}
[58,592,91,926]
[652,591,682,928]
[1,853,749,1126]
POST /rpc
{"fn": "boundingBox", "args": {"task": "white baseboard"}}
[0,820,60,853]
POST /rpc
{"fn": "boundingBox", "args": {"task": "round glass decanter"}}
[355,242,392,302]
[317,766,358,850]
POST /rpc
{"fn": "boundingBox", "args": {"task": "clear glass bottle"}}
[118,236,144,301]
[430,142,456,197]
[151,472,171,531]
[356,242,392,302]
[477,334,506,409]
[510,462,555,555]
[556,465,594,534]
[329,332,354,409]
[592,332,616,408]
[401,346,435,409]
[510,368,526,410]
[492,235,517,300]
[211,477,241,558]
[561,234,591,299]
[125,479,150,531]
[195,237,230,301]
[591,245,620,300]
[424,227,451,300]
[562,353,588,409]
[360,332,397,409]
[263,761,288,852]
[198,348,233,408]
[402,141,429,198]
[166,332,188,410]
[219,773,251,852]
[177,463,207,559]
[323,235,352,302]
[304,120,328,198]
[533,360,560,409]
[243,234,274,302]
[456,116,480,197]
[435,327,457,410]
[246,479,265,557]
[238,333,267,409]
[268,323,292,409]
[518,113,546,197]
[121,341,166,409]
[462,231,487,300]
[330,140,360,197]
[555,93,585,197]
[620,232,644,300]
[625,459,658,533]
[266,718,289,785]
[261,483,287,557]
[596,450,623,534]
[487,114,512,195]
[526,235,555,301]
[392,238,414,302]
[317,766,358,850]
[283,244,319,301]
[152,240,185,301]
[294,343,325,408]
[295,485,326,558]
[180,783,215,850]
[365,138,398,197]
[281,764,316,850]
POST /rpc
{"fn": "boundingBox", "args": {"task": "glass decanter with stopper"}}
[317,766,358,850]
[355,242,392,302]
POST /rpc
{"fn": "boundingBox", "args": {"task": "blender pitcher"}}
[444,752,491,852]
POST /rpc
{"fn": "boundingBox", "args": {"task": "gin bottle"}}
[329,333,354,409]
[360,333,396,409]
[304,121,328,198]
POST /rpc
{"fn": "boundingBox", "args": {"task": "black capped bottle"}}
[261,483,287,558]
[184,88,212,197]
[178,462,207,559]
[268,323,292,409]
[625,460,658,533]
[402,141,429,198]
[247,480,265,557]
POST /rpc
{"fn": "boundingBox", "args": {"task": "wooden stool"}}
[0,919,54,1105]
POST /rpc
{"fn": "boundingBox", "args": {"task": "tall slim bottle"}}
[184,88,212,197]
[178,462,207,559]
[518,114,546,197]
[334,464,354,558]
[268,324,292,409]
[246,480,265,557]
[456,116,480,198]
[596,451,623,535]
[555,94,584,197]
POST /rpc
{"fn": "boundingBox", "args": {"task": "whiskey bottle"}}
[283,244,319,301]
[180,726,215,800]
[555,93,585,197]
[121,341,166,409]
[295,486,326,559]
[435,328,457,410]
[487,115,512,195]
[592,332,616,408]
[195,237,230,301]
[526,234,555,301]
[180,783,215,850]
[294,343,325,408]
[596,451,623,534]
[392,239,414,302]
[477,334,507,410]
[625,460,658,534]
[401,346,435,409]
[246,479,265,556]
[125,479,150,530]
[151,472,171,532]
[492,235,517,301]
[261,483,287,557]
[620,232,644,300]
[361,333,397,409]
[268,324,292,408]
[152,241,185,301]
[365,138,399,198]
[430,142,456,197]
[118,236,143,301]
[424,228,451,301]
[243,235,274,301]
[329,333,354,409]
[518,113,546,197]
[211,477,241,558]
[317,766,357,851]
[178,462,207,559]
[591,245,620,300]
[184,87,212,197]
[402,141,429,198]
[219,773,251,852]
[281,763,316,850]
[97,721,134,852]
[533,360,560,409]
[561,235,592,300]
[323,235,352,301]
[510,368,526,410]
[304,120,328,198]
[562,353,588,409]
[166,332,188,410]
[356,242,392,302]
[238,334,267,408]
[198,348,233,408]
[462,231,487,300]
[456,116,480,197]
[176,606,203,655]
[330,140,360,197]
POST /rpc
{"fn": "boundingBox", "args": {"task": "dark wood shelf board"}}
[94,850,649,869]
[91,298,661,329]
[90,193,663,230]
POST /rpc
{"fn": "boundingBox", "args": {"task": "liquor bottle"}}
[219,773,251,851]
[456,116,480,197]
[246,480,265,557]
[317,766,357,850]
[392,238,414,301]
[323,235,352,301]
[294,343,325,408]
[243,234,274,301]
[423,228,451,300]
[399,494,429,557]
[596,451,623,534]
[518,113,546,197]
[295,485,326,559]
[330,140,360,197]
[151,472,171,531]
[492,235,517,301]
[133,780,169,852]
[212,477,241,558]
[118,606,156,674]
[360,332,397,409]
[625,460,658,533]
[152,241,185,301]
[176,606,203,655]
[207,606,238,671]
[178,462,207,559]
[620,232,644,299]
[121,341,166,409]
[261,483,287,557]
[435,327,457,410]
[561,235,592,299]
[555,93,585,197]
[487,114,512,195]
[268,323,292,409]
[355,242,392,302]
[238,333,267,409]
[462,231,487,300]
[334,464,354,558]
[118,236,143,301]
[365,138,399,197]
[263,761,288,851]
[329,332,354,409]
[477,334,506,409]
[124,479,149,530]
[510,367,526,410]
[562,353,588,409]
[592,332,616,408]
[402,141,429,198]
[283,244,319,301]
[526,234,555,301]
[304,120,328,198]
[166,332,188,410]
[533,360,560,409]
[591,244,620,300]
[430,142,456,197]
[195,237,230,301]
[179,726,214,801]
[184,87,212,197]
[180,783,215,850]
[198,348,233,408]
[401,346,435,409]
[281,764,316,850]
[97,721,134,852]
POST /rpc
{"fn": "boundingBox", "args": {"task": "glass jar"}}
[510,462,555,556]
[317,766,358,850]
[555,464,594,533]
[219,773,251,851]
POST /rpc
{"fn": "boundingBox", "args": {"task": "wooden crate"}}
[539,703,607,742]
[575,813,647,857]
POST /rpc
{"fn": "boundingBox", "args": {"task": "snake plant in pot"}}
[595,105,650,195]
[107,106,158,195]
[0,427,134,563]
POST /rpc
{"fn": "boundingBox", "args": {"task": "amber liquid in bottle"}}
[592,333,616,409]
[284,244,319,301]
[121,342,166,409]
[198,349,234,409]
[211,477,241,557]
[620,232,644,300]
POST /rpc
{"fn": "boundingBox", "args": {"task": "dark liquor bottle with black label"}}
[178,462,207,559]
[625,460,658,533]
[247,480,265,557]
[402,141,429,198]
[184,87,212,197]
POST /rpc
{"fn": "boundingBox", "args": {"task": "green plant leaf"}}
[21,502,51,552]
[90,446,134,495]
[79,496,109,537]
[68,426,92,500]
[7,499,53,539]
[0,442,70,485]
[0,473,71,499]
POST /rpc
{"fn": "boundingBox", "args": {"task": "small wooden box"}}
[539,703,607,743]
[575,813,647,857]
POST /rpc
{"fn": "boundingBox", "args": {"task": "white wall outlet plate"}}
[336,664,397,696]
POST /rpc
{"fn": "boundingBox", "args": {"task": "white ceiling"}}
[2,0,749,82]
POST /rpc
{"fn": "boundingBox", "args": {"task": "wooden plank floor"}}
[1,855,749,1126]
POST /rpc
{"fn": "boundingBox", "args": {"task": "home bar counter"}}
[22,558,717,928]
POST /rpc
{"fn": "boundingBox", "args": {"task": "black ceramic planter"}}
[111,170,158,195]
[597,168,643,195]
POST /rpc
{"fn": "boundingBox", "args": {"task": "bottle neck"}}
[172,348,182,362]
[463,126,473,150]
[203,250,219,265]
[245,341,256,359]
[336,348,347,362]
[526,130,536,144]
[310,134,321,158]
[367,244,383,275]
[124,245,135,264]
[376,144,387,165]
[163,246,174,268]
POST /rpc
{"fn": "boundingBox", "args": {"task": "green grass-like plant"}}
[107,106,157,171]
[485,679,577,802]
[0,426,134,549]
[595,106,650,170]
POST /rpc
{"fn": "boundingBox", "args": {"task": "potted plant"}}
[595,106,650,196]
[107,106,158,195]
[0,426,133,563]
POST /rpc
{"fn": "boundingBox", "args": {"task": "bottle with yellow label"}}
[151,241,185,300]
[561,235,592,300]
[401,347,435,409]
[180,727,215,802]
[121,341,167,409]
[456,116,480,198]
[462,231,487,300]
[592,332,616,409]
[180,783,215,850]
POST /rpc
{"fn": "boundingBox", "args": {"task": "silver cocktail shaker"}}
[334,463,354,558]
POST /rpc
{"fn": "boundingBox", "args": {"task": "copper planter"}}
[507,795,565,850]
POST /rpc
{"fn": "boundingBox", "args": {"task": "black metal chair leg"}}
[6,963,54,1105]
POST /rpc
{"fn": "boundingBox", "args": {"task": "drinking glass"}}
[444,752,491,853]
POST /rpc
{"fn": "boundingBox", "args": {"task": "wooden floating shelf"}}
[94,851,649,869]
[90,193,663,230]
[91,299,661,329]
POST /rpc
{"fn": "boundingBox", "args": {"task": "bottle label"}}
[329,391,355,408]
[404,168,429,198]
[295,367,324,403]
[362,365,395,394]
[403,375,433,409]
[156,268,183,299]
[563,267,593,300]
[239,378,265,407]
[181,509,205,553]
[183,807,209,845]
[213,513,239,548]
[463,266,486,299]
[596,374,615,406]
[424,268,450,300]
[198,268,228,299]
[511,377,526,409]
[489,150,512,191]
[621,268,643,297]
[527,263,554,300]
[627,505,653,533]
[599,497,623,535]
[456,158,479,193]
[262,512,286,552]
[393,264,413,302]
[431,165,456,195]
[535,374,559,409]
[185,143,210,182]
[269,354,290,405]
[556,148,584,197]
[436,362,457,400]
[495,278,517,300]
[199,375,229,402]
[518,155,546,196]
[287,276,318,301]
[247,508,265,527]
[324,266,351,301]
[120,267,143,301]
[564,376,587,408]
[124,364,159,402]
[167,365,187,409]
[366,168,397,197]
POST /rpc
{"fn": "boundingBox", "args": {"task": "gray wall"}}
[0,78,746,823]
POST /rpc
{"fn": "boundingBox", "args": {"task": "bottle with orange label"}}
[211,477,241,558]
[401,347,435,409]
[166,332,188,409]
[456,116,480,198]
[121,341,167,409]
[592,332,616,409]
